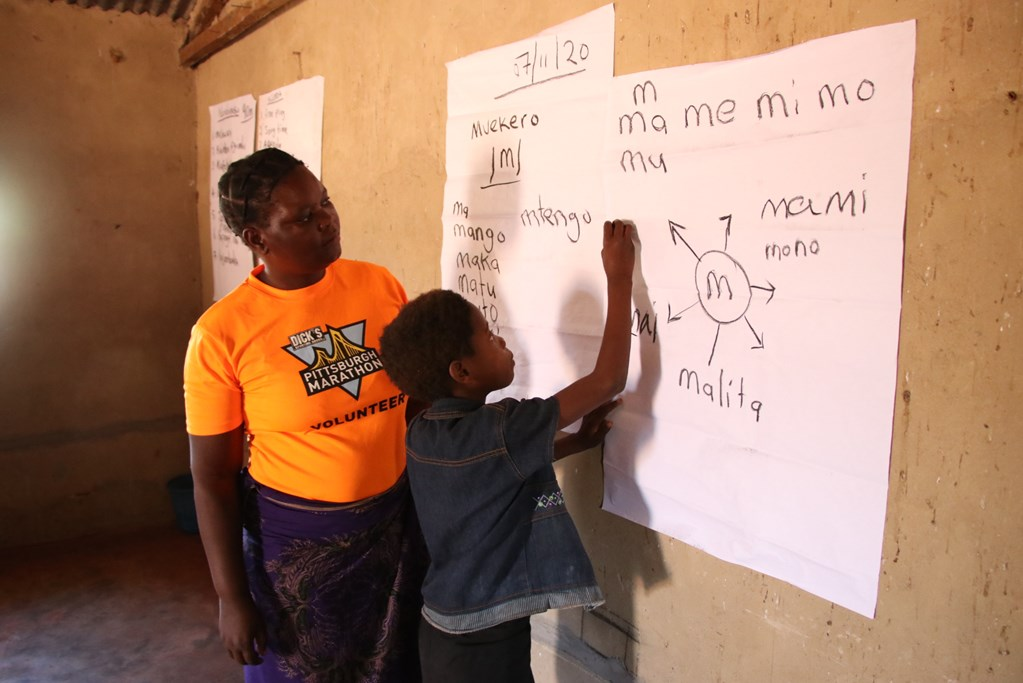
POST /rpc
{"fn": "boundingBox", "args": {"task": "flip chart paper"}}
[209,94,256,301]
[442,5,616,406]
[257,75,325,179]
[602,20,915,618]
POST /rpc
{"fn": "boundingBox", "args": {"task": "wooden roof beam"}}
[179,0,298,68]
[185,0,228,41]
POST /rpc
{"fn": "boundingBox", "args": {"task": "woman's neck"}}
[256,265,327,290]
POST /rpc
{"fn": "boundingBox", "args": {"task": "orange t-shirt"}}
[183,259,409,503]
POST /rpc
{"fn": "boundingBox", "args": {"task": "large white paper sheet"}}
[257,76,325,179]
[441,5,617,404]
[209,94,257,301]
[601,21,916,618]
[441,9,915,618]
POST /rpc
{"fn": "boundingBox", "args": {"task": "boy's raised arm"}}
[552,219,635,429]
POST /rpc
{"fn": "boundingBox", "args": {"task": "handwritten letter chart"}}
[602,21,916,618]
[441,6,916,618]
[209,94,256,301]
[257,75,325,179]
[442,4,615,403]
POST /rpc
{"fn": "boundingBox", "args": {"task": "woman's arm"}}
[190,426,266,666]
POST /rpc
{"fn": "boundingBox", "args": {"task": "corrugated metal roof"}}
[54,0,198,22]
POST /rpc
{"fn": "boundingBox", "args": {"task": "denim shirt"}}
[406,395,604,634]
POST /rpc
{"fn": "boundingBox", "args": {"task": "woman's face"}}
[248,165,341,288]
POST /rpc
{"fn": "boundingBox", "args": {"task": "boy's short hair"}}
[380,289,477,402]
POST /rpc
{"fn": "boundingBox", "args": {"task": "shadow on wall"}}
[555,253,670,680]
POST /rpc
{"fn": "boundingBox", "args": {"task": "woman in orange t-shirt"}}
[184,148,427,682]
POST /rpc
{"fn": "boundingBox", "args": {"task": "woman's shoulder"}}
[331,259,406,298]
[192,276,265,336]
[333,257,398,281]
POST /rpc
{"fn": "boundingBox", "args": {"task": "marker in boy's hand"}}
[601,218,636,285]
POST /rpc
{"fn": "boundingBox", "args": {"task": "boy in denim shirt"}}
[379,219,635,683]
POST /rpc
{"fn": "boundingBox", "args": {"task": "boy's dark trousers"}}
[419,615,535,683]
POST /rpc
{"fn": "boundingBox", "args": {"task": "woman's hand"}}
[219,593,267,666]
[190,427,262,666]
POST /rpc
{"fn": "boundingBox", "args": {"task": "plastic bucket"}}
[166,473,199,534]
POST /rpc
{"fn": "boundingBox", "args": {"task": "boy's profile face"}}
[456,306,515,397]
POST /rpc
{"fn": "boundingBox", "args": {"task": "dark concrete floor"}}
[0,527,240,683]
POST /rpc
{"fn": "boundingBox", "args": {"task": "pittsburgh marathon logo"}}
[282,321,384,398]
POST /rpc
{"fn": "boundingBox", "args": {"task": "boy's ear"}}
[449,360,471,386]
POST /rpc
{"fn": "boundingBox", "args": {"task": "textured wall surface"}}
[48,0,1018,679]
[0,0,200,546]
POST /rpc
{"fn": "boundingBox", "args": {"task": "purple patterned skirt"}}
[241,472,427,683]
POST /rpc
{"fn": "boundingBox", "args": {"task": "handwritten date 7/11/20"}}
[497,35,590,100]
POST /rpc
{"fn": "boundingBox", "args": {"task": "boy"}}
[379,219,635,682]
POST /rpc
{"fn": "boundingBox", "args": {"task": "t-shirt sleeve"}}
[182,322,243,436]
[500,396,560,478]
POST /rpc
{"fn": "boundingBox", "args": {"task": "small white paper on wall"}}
[209,93,257,301]
[257,75,325,179]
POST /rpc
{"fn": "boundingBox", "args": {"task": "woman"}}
[183,147,427,682]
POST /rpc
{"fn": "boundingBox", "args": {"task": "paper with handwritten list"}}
[209,94,257,301]
[441,5,915,618]
[443,3,615,355]
[257,76,325,179]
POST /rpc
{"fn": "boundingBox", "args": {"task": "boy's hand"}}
[575,398,622,450]
[602,219,635,282]
[553,398,622,461]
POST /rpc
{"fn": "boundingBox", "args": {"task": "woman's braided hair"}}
[217,148,304,237]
